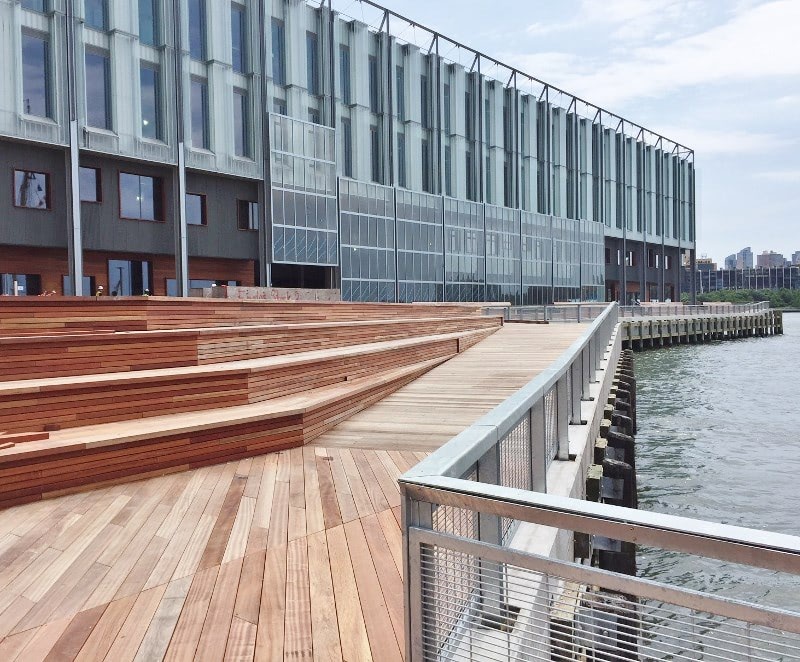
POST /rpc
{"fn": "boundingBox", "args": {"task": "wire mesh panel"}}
[416,537,800,662]
[498,415,531,544]
[544,385,558,465]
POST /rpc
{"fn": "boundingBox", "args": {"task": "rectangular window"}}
[13,169,49,209]
[237,200,259,230]
[140,63,161,139]
[21,32,50,118]
[397,132,406,188]
[85,50,111,130]
[484,96,491,143]
[188,0,206,61]
[79,166,101,202]
[22,1,48,12]
[108,260,152,296]
[465,89,473,141]
[273,98,287,115]
[444,144,452,197]
[271,18,285,85]
[421,138,431,193]
[190,77,209,149]
[306,31,319,96]
[233,89,249,157]
[138,0,159,46]
[119,172,163,221]
[231,3,246,73]
[341,117,352,178]
[395,65,405,121]
[308,107,320,124]
[186,193,206,225]
[62,275,95,296]
[420,75,429,129]
[368,56,379,113]
[1,274,42,296]
[370,125,380,183]
[339,44,351,104]
[444,84,453,136]
[84,0,108,31]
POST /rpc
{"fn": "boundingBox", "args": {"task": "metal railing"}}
[401,301,800,661]
[619,301,771,317]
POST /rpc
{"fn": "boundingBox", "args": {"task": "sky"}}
[373,0,800,264]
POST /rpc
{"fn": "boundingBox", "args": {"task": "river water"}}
[634,312,800,610]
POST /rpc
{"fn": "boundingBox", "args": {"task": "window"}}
[420,75,429,129]
[306,31,319,96]
[444,144,452,197]
[84,0,108,30]
[370,125,380,183]
[231,3,246,73]
[271,18,285,85]
[138,0,159,45]
[308,107,320,124]
[119,172,163,221]
[190,77,209,149]
[188,0,206,60]
[341,117,352,178]
[1,274,42,296]
[273,98,286,115]
[625,250,637,267]
[237,200,259,230]
[108,260,152,296]
[22,0,48,12]
[606,247,612,265]
[13,169,49,209]
[395,65,405,121]
[85,50,111,129]
[422,138,431,193]
[664,255,672,270]
[79,166,101,202]
[21,32,50,118]
[397,132,406,188]
[186,193,206,226]
[368,56,379,113]
[233,89,249,157]
[62,275,96,296]
[443,83,451,134]
[339,45,351,104]
[140,63,161,139]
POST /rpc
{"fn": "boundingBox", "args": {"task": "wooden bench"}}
[0,357,446,507]
[0,316,501,381]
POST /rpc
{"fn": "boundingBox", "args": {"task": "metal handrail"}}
[619,301,771,317]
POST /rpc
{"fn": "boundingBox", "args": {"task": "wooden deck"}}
[0,323,586,661]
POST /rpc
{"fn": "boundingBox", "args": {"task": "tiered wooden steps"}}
[0,298,502,507]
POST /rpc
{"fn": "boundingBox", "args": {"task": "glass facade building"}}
[0,0,694,302]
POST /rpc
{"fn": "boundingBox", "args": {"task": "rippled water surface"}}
[635,313,800,609]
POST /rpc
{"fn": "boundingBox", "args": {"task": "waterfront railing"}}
[401,301,800,661]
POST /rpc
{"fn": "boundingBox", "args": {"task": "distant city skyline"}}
[384,0,799,262]
[702,246,799,266]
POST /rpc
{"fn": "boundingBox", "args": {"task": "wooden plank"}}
[284,538,313,659]
[223,616,257,662]
[195,557,244,661]
[254,544,286,661]
[41,603,108,662]
[102,583,169,662]
[73,594,139,662]
[306,530,343,662]
[163,565,219,662]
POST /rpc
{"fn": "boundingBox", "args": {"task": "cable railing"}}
[619,301,771,317]
[401,301,800,661]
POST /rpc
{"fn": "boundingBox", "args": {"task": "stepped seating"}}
[0,298,502,507]
[0,315,499,380]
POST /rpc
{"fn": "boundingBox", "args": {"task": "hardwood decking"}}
[0,323,586,661]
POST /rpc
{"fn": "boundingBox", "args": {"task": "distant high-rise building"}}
[696,257,717,271]
[724,254,737,270]
[756,251,785,268]
[737,246,753,269]
[792,251,800,265]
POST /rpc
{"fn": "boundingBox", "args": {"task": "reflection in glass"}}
[79,166,101,202]
[85,0,108,30]
[271,18,285,85]
[108,260,151,296]
[120,172,162,221]
[233,90,249,157]
[140,64,160,139]
[22,0,48,11]
[188,0,206,60]
[231,4,246,73]
[186,193,206,225]
[190,78,209,149]
[22,33,50,118]
[13,170,49,209]
[85,50,111,129]
[138,0,159,46]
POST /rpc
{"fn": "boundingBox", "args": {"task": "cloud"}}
[511,0,800,108]
[753,170,800,183]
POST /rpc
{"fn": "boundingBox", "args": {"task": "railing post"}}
[556,375,570,460]
[404,494,431,662]
[530,400,547,493]
[570,358,583,424]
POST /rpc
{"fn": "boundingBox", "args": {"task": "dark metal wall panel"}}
[79,154,175,255]
[185,171,260,260]
[0,142,68,249]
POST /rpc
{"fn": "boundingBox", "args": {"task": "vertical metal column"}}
[620,121,627,304]
[477,56,484,203]
[258,0,272,287]
[64,0,84,295]
[384,10,394,186]
[172,0,188,296]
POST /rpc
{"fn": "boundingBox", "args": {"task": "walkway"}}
[0,323,586,661]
